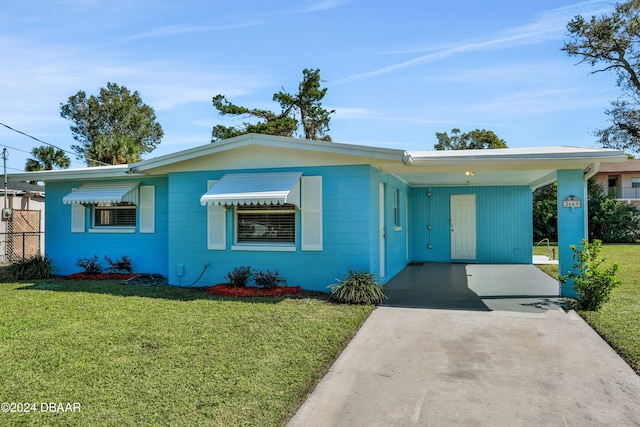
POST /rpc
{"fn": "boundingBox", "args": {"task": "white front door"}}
[379,182,386,279]
[450,194,476,260]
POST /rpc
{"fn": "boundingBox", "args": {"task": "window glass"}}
[632,178,640,188]
[393,189,400,227]
[93,203,136,227]
[236,204,295,243]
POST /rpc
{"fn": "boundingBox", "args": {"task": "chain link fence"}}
[1,209,43,264]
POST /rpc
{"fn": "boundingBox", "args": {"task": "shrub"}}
[76,255,102,274]
[6,255,54,280]
[253,270,286,289]
[560,239,620,311]
[329,269,386,305]
[225,266,252,288]
[105,255,133,273]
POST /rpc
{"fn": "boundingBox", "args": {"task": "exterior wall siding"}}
[409,186,532,263]
[557,169,587,297]
[44,177,169,276]
[377,173,410,282]
[167,165,377,291]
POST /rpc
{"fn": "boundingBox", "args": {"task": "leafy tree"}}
[212,68,334,142]
[588,177,640,242]
[532,183,558,243]
[532,178,640,243]
[25,145,70,171]
[60,82,164,165]
[434,128,507,150]
[563,0,640,152]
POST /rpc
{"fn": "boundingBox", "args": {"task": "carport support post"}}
[556,169,587,298]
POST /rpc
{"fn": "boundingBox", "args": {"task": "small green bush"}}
[76,255,102,274]
[225,266,252,288]
[560,239,620,311]
[253,270,286,289]
[7,255,54,280]
[329,269,386,305]
[105,255,133,273]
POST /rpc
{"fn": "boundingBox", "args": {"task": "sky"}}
[0,0,623,174]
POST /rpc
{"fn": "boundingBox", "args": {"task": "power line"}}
[0,121,111,166]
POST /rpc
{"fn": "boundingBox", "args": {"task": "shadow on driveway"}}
[382,263,565,313]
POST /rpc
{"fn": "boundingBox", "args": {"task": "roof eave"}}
[8,165,136,182]
[131,134,409,173]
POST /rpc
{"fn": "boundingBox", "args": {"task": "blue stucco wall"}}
[167,165,385,291]
[409,186,532,263]
[44,177,169,276]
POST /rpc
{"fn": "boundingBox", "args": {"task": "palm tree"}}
[25,146,71,171]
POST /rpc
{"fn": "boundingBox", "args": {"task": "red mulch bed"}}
[206,283,303,297]
[66,273,138,280]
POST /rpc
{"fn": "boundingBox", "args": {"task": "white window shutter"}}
[139,185,155,233]
[71,204,85,233]
[301,176,323,251]
[207,180,226,250]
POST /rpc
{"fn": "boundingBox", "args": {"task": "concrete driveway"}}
[288,265,640,426]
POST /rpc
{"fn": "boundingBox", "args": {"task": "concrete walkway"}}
[288,265,640,426]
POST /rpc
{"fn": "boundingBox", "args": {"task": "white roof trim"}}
[200,172,302,206]
[131,134,408,173]
[407,146,627,162]
[9,165,134,182]
[63,182,141,205]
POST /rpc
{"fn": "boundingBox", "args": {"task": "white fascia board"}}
[131,134,408,173]
[529,172,558,191]
[8,165,136,182]
[408,146,627,164]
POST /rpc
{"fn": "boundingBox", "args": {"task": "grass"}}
[580,245,640,375]
[533,243,640,375]
[0,280,373,426]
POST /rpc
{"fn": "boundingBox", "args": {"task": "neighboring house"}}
[593,159,640,208]
[9,135,626,296]
[0,181,45,262]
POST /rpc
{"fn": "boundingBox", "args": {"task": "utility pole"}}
[2,148,7,210]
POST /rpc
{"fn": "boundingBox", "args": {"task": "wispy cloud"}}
[295,0,350,13]
[335,0,612,84]
[123,20,262,41]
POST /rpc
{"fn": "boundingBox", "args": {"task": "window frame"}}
[232,203,297,250]
[90,202,137,231]
[393,188,402,230]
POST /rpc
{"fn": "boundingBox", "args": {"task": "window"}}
[93,202,136,227]
[393,189,401,228]
[632,178,640,188]
[235,204,296,244]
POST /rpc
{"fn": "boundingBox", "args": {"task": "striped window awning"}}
[63,182,141,205]
[200,172,302,206]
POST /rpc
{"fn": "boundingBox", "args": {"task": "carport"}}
[382,146,627,297]
[382,263,563,313]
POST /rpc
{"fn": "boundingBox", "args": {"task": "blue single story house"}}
[10,134,626,296]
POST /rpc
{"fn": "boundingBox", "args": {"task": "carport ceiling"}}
[394,169,556,188]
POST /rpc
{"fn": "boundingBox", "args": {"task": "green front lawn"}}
[534,244,640,375]
[581,245,640,375]
[0,280,373,426]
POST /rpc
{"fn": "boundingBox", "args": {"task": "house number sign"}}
[562,195,581,209]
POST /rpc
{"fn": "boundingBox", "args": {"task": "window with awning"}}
[204,174,323,252]
[64,182,155,234]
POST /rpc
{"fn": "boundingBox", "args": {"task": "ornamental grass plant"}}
[329,269,387,305]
